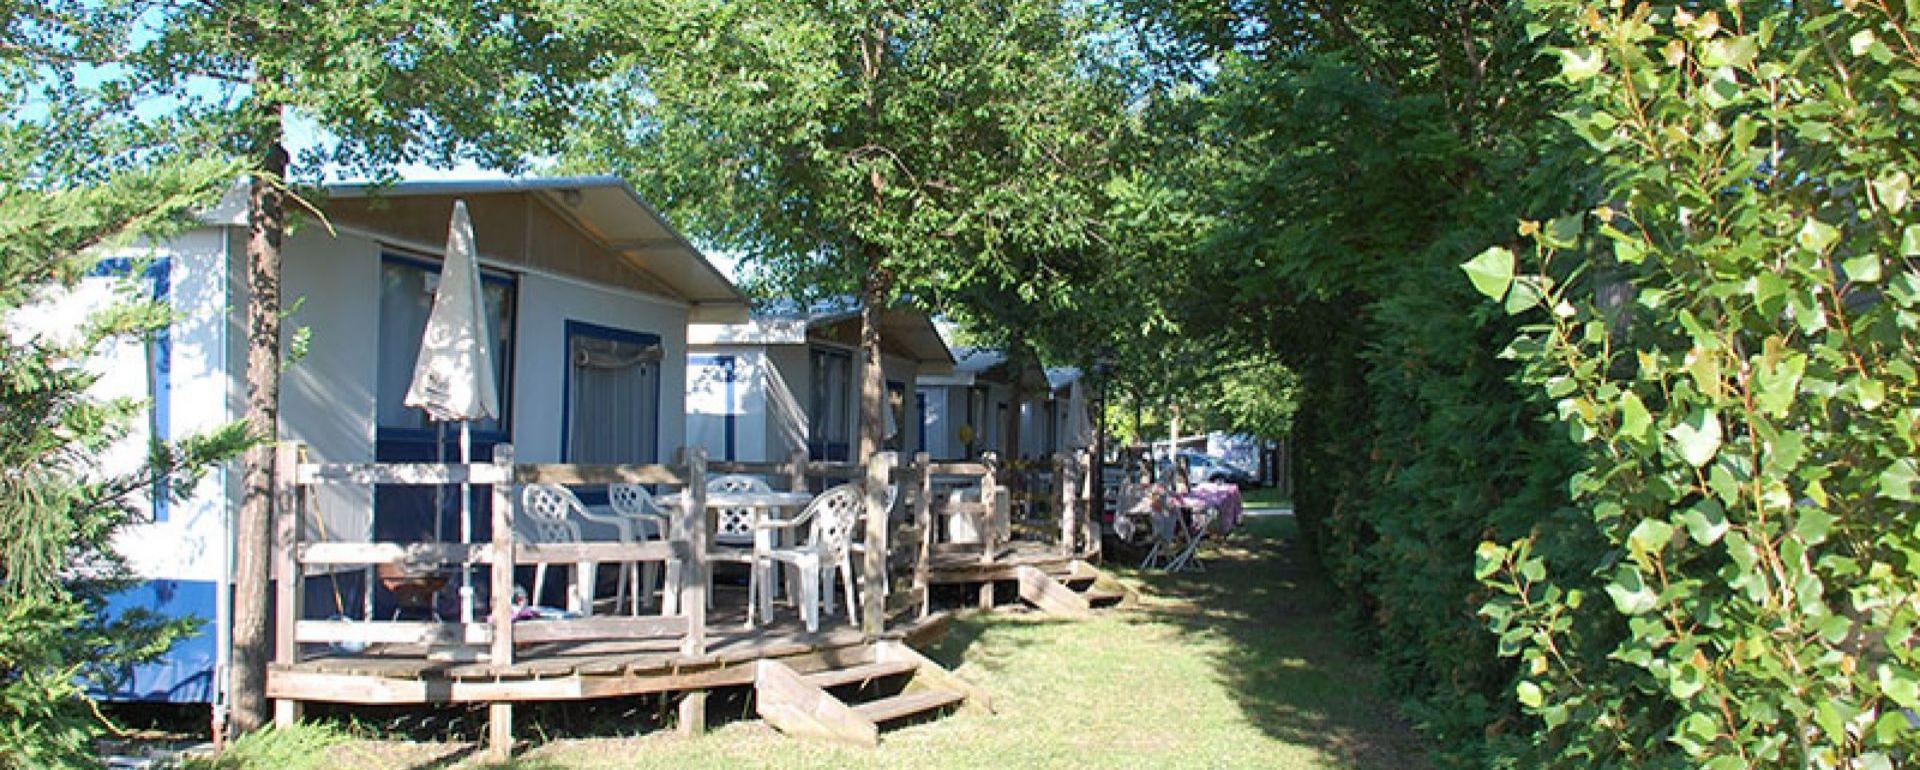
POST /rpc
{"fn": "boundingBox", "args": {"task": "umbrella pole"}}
[460,422,475,625]
[435,422,446,543]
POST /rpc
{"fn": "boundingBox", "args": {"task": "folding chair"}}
[1141,505,1180,569]
[1166,506,1216,573]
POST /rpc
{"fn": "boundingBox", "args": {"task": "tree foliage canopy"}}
[565,0,1126,319]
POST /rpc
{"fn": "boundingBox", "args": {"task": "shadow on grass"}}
[1115,515,1428,770]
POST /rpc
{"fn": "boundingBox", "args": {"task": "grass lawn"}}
[214,508,1424,769]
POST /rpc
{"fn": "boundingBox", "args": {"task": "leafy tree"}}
[1105,0,1585,762]
[10,0,611,733]
[0,128,251,765]
[566,0,1126,461]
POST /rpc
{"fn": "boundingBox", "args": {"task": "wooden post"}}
[912,452,933,618]
[979,453,1000,565]
[487,443,516,763]
[678,446,708,658]
[674,447,710,738]
[1059,452,1081,557]
[788,448,808,493]
[860,451,894,636]
[271,443,303,727]
[1080,449,1100,560]
[679,691,708,738]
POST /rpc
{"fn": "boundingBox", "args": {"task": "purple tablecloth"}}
[1174,483,1244,533]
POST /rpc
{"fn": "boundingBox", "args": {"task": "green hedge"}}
[1470,2,1920,767]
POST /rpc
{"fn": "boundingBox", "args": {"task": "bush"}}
[1474,2,1920,766]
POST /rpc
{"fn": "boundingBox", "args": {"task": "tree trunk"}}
[230,114,288,737]
[855,263,889,463]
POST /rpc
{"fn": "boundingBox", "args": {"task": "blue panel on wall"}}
[92,579,218,703]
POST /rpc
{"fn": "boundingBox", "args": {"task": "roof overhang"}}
[257,175,748,322]
[691,305,956,372]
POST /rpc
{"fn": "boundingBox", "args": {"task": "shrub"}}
[1475,2,1920,766]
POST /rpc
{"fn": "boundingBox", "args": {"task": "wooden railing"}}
[269,444,976,676]
[270,443,711,700]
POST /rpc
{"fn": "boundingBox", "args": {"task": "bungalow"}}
[685,304,955,464]
[915,346,1053,462]
[64,176,748,704]
[1018,367,1093,460]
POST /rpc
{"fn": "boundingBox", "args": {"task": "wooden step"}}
[852,688,967,724]
[803,659,920,689]
[1016,564,1091,617]
[1082,587,1127,606]
[1061,573,1098,589]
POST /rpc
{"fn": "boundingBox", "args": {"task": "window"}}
[374,254,515,543]
[808,348,852,461]
[915,391,929,454]
[687,354,740,461]
[376,255,515,439]
[79,258,171,520]
[564,322,663,463]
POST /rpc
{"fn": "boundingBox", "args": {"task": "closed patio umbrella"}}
[404,199,498,625]
[1065,378,1093,449]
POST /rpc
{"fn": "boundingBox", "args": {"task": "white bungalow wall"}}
[512,273,689,464]
[690,341,925,463]
[70,208,699,703]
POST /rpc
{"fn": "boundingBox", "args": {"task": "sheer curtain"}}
[568,334,660,463]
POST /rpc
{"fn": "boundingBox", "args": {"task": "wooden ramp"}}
[755,640,988,746]
[1016,560,1134,617]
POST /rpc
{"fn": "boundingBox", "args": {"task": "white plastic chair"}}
[752,484,863,632]
[843,483,901,605]
[707,474,772,546]
[608,483,676,613]
[704,474,773,614]
[517,484,601,615]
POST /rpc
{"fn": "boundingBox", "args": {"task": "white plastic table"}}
[660,491,814,623]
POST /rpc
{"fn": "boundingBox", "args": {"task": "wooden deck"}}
[926,540,1078,583]
[266,444,1105,758]
[268,600,952,706]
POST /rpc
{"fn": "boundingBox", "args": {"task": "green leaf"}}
[1666,410,1723,467]
[1619,391,1652,438]
[1559,47,1605,82]
[1543,214,1583,248]
[1628,518,1675,561]
[1878,664,1919,708]
[1673,711,1721,755]
[1516,680,1544,708]
[1881,458,1920,501]
[1682,501,1729,545]
[1700,36,1757,68]
[1462,247,1515,300]
[1873,170,1912,213]
[1843,254,1884,283]
[1474,541,1508,580]
[1794,508,1832,545]
[1797,217,1840,252]
[1607,566,1658,615]
[1903,225,1920,256]
[1506,275,1547,315]
[1670,660,1706,699]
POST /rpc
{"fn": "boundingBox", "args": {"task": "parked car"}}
[1160,451,1259,487]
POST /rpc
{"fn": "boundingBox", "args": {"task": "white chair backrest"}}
[707,474,772,543]
[607,483,662,516]
[519,484,586,544]
[803,484,865,561]
[608,483,668,540]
